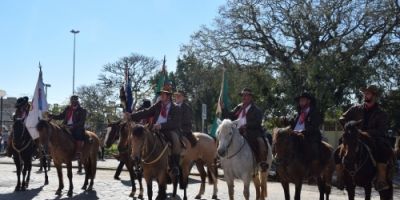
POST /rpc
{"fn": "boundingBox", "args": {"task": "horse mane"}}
[272,126,291,141]
[132,124,145,137]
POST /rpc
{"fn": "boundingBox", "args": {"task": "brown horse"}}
[395,135,400,160]
[36,120,99,197]
[272,127,334,200]
[130,124,177,200]
[104,120,144,198]
[338,120,393,200]
[179,132,219,200]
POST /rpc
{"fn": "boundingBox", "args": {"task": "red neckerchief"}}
[236,103,250,117]
[160,103,168,118]
[66,106,76,121]
[299,107,310,124]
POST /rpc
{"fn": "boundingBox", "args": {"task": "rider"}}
[222,88,269,172]
[126,87,182,176]
[334,85,391,191]
[174,89,197,147]
[49,95,87,159]
[5,96,30,157]
[291,92,322,168]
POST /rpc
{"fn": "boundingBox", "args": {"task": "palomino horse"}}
[11,119,48,191]
[104,120,144,199]
[130,124,179,200]
[216,119,273,200]
[272,127,334,200]
[36,120,99,197]
[179,131,219,200]
[339,120,393,200]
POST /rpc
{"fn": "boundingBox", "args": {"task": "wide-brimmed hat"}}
[15,96,29,108]
[360,85,380,96]
[239,88,254,96]
[295,92,316,106]
[174,89,186,97]
[70,95,79,101]
[157,85,173,95]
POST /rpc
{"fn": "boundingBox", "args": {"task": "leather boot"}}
[333,164,344,190]
[74,141,83,160]
[375,163,389,191]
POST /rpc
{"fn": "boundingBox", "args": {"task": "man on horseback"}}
[223,88,269,171]
[291,92,322,167]
[126,87,182,176]
[5,96,31,157]
[335,85,392,191]
[49,95,87,159]
[174,89,197,147]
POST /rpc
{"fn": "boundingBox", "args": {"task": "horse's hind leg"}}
[88,156,97,191]
[294,182,303,200]
[346,185,356,200]
[194,162,206,199]
[128,164,137,197]
[281,181,290,200]
[146,180,153,200]
[42,155,49,185]
[364,185,372,200]
[24,160,32,189]
[55,163,64,195]
[66,162,74,197]
[252,174,261,200]
[137,167,144,199]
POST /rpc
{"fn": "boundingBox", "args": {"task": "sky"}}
[0,0,224,104]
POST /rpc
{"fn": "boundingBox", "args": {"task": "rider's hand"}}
[153,124,161,131]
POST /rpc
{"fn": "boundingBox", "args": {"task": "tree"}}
[98,53,160,107]
[183,0,400,115]
[76,84,116,133]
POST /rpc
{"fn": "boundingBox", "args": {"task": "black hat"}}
[239,88,254,96]
[15,96,29,108]
[141,99,151,109]
[295,92,316,105]
[174,89,186,97]
[360,85,380,97]
[70,95,79,101]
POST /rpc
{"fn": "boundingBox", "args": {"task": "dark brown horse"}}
[36,120,99,197]
[338,120,393,200]
[10,119,39,191]
[272,127,334,200]
[104,120,144,198]
[130,124,177,200]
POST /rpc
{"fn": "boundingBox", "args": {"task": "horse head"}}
[104,119,122,148]
[36,119,54,150]
[130,124,147,163]
[272,127,293,159]
[216,119,240,157]
[12,118,28,142]
[341,120,364,168]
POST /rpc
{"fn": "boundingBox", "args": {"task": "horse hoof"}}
[55,190,62,196]
[129,192,134,197]
[45,180,49,185]
[183,197,187,200]
[81,185,87,190]
[67,191,73,197]
[195,195,201,199]
[138,194,143,199]
[15,186,21,192]
[212,194,218,199]
[87,186,93,191]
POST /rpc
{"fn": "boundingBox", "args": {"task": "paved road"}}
[0,157,399,200]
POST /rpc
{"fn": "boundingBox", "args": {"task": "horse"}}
[36,120,99,197]
[104,120,144,198]
[216,119,273,200]
[130,124,178,200]
[272,127,334,200]
[179,131,219,200]
[10,119,41,191]
[338,120,393,200]
[395,135,400,160]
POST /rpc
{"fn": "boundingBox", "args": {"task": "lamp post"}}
[70,29,80,94]
[44,83,51,98]
[0,90,6,128]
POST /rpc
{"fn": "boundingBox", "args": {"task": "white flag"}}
[25,66,48,139]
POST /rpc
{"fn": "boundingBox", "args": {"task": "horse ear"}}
[232,119,240,128]
[217,118,222,125]
[355,119,363,125]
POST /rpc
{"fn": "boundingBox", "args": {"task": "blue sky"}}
[0,0,224,104]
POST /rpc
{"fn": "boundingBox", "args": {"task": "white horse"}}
[216,119,273,200]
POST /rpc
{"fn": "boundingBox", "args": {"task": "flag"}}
[25,64,49,139]
[153,56,169,103]
[210,68,230,137]
[124,65,133,113]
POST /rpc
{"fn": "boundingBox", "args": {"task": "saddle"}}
[61,126,92,144]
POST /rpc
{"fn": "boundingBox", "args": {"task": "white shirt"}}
[294,107,310,131]
[238,104,251,128]
[156,102,171,125]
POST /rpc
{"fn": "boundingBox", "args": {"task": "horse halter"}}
[218,126,245,159]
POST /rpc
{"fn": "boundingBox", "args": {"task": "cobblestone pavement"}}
[0,156,399,200]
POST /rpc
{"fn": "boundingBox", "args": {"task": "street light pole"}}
[44,83,51,97]
[70,29,80,94]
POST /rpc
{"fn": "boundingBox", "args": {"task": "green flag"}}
[153,56,168,102]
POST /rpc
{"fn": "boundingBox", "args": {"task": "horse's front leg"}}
[146,178,153,200]
[55,163,64,195]
[66,161,74,197]
[364,185,372,200]
[281,181,290,200]
[21,163,28,191]
[24,160,32,189]
[243,177,251,200]
[294,181,303,200]
[227,178,235,200]
[137,166,144,199]
[42,155,49,185]
[127,163,137,197]
[252,173,261,200]
[194,162,206,199]
[181,159,191,200]
[14,159,22,191]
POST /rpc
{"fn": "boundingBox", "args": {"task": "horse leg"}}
[137,167,144,199]
[82,171,89,190]
[128,163,137,197]
[194,162,206,199]
[146,179,153,200]
[21,163,27,191]
[281,181,290,200]
[14,158,22,191]
[346,185,355,200]
[156,182,167,200]
[227,178,235,200]
[181,159,191,200]
[294,181,303,200]
[55,163,64,195]
[253,173,261,200]
[66,161,74,197]
[88,155,97,191]
[261,171,268,199]
[42,155,49,185]
[364,185,372,200]
[317,177,325,200]
[243,177,251,200]
[210,164,218,199]
[25,159,32,189]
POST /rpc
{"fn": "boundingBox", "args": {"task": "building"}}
[1,97,17,130]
